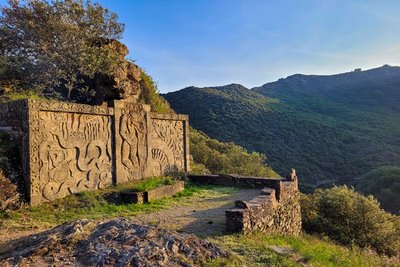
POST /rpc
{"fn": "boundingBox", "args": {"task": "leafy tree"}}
[0,0,124,101]
[301,186,400,257]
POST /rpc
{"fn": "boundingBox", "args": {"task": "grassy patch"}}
[0,181,235,231]
[120,176,175,192]
[206,233,398,267]
[3,90,45,101]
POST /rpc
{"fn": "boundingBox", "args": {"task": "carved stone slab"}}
[149,114,189,177]
[0,99,190,205]
[28,100,114,205]
[113,101,189,183]
[114,100,151,183]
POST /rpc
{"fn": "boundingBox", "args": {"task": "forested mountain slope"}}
[164,66,400,186]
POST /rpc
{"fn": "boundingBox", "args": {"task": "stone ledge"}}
[145,181,184,202]
[119,181,185,204]
[120,191,145,204]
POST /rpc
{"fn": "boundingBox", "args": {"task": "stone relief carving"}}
[36,111,113,201]
[27,100,114,204]
[150,119,185,176]
[0,99,189,205]
[117,102,148,181]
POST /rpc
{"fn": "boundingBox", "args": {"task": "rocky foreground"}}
[0,218,228,266]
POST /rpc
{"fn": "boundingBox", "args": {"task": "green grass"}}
[0,181,235,231]
[121,176,175,192]
[4,90,44,101]
[206,233,398,267]
[1,182,399,266]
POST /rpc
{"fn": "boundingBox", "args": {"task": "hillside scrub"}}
[301,185,400,257]
[355,166,400,214]
[135,72,279,177]
[0,130,25,211]
[190,128,278,177]
[207,233,398,267]
[163,67,400,186]
[139,71,173,114]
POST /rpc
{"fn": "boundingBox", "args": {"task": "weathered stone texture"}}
[0,218,228,266]
[0,99,189,205]
[95,40,144,103]
[27,100,115,204]
[145,181,184,202]
[0,100,28,133]
[190,173,302,236]
[149,113,189,177]
[114,100,151,183]
[225,180,301,235]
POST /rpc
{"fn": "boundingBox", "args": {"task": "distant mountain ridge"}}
[163,66,400,186]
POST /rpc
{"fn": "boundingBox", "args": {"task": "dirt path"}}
[0,188,260,244]
[129,188,260,237]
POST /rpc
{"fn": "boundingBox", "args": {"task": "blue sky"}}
[4,0,400,93]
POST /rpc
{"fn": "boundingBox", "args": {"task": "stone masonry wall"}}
[0,99,189,205]
[189,172,301,236]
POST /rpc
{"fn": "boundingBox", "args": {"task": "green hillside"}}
[355,166,400,214]
[163,66,400,187]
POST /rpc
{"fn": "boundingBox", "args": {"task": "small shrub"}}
[139,71,173,114]
[301,186,400,257]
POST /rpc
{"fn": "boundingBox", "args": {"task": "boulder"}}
[95,40,143,103]
[0,218,228,266]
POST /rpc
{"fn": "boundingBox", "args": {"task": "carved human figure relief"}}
[117,102,148,181]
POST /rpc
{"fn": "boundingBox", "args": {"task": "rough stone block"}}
[145,181,184,202]
[120,192,145,204]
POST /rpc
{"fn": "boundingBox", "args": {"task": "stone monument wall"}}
[0,99,189,205]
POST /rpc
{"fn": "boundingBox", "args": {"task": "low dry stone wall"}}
[189,171,301,236]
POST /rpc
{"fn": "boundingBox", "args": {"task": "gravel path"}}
[0,188,260,244]
[129,188,260,237]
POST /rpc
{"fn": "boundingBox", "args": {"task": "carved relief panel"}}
[149,115,188,177]
[114,100,150,183]
[28,101,113,204]
[1,99,189,205]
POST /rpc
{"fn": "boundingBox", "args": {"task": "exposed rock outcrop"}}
[0,218,228,266]
[95,40,143,103]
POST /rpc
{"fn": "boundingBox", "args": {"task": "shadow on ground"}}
[151,188,260,238]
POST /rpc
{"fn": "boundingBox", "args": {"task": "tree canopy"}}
[0,0,124,101]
